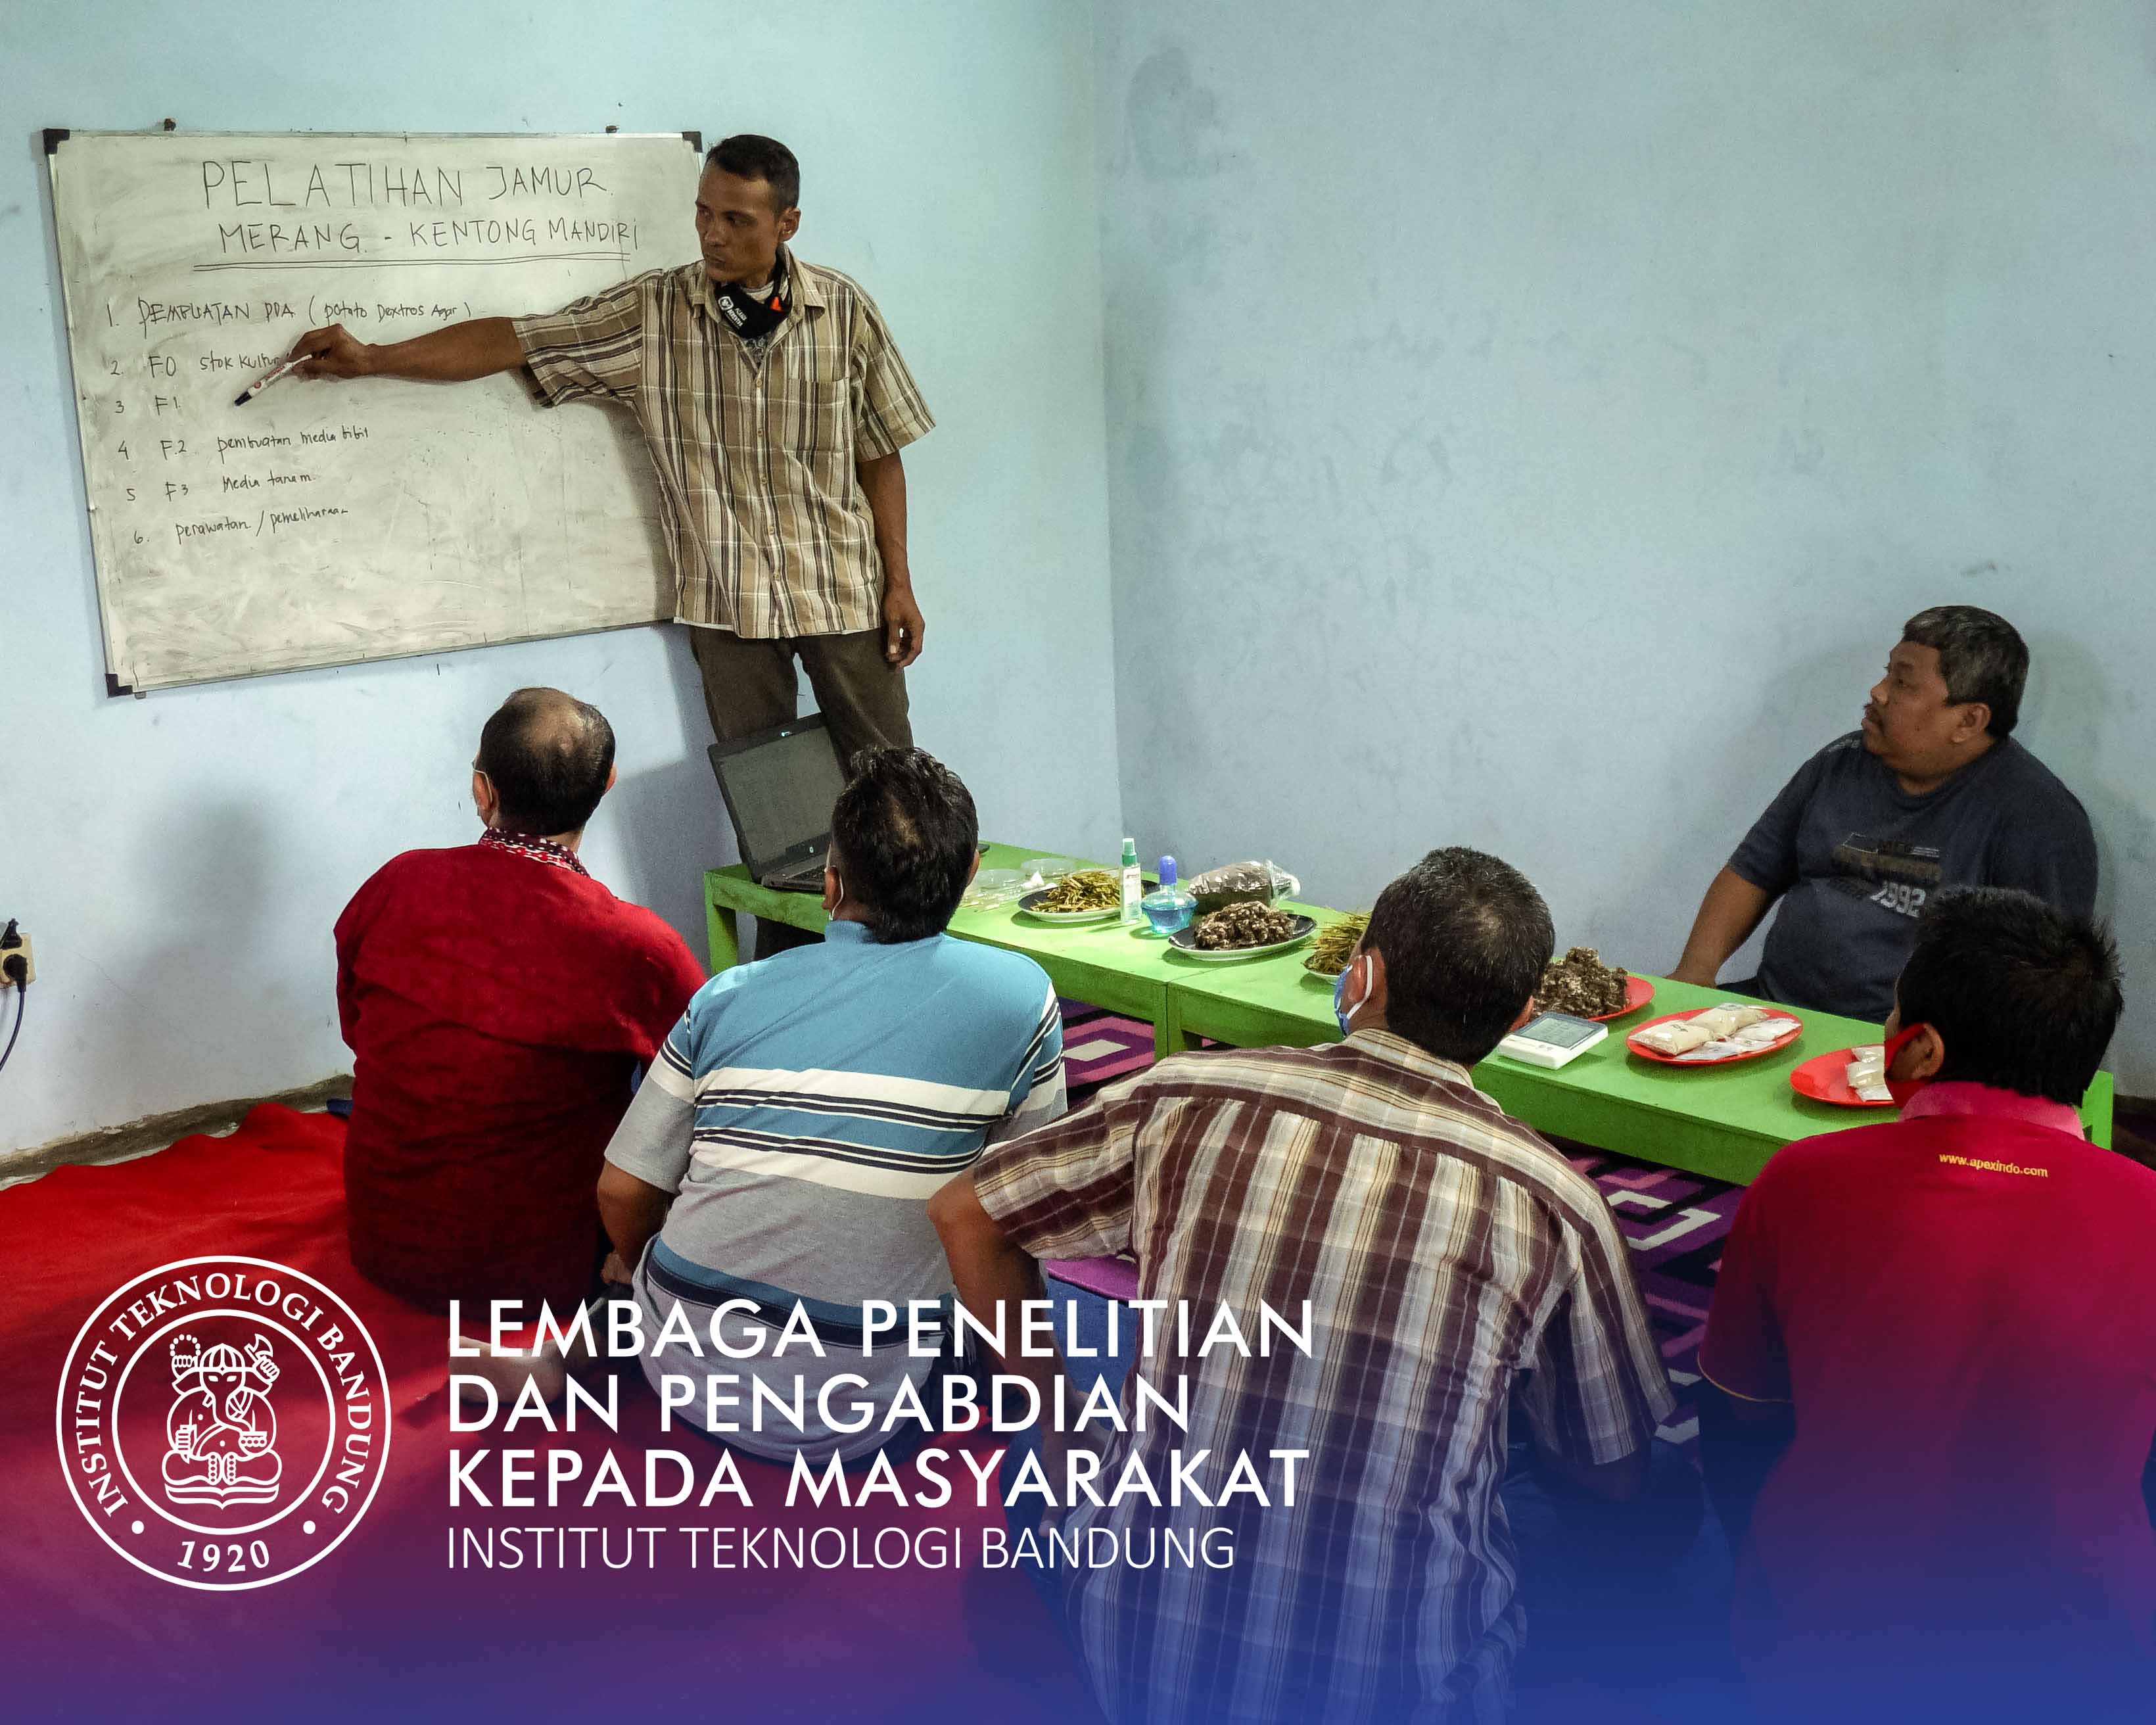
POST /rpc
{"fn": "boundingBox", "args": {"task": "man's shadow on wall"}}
[2024,633,2150,937]
[1600,640,1875,975]
[116,797,296,1103]
[603,629,745,965]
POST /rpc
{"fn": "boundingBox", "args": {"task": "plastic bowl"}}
[963,868,1026,909]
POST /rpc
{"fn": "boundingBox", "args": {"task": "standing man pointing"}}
[289,133,933,851]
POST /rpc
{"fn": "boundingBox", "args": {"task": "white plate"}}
[1168,914,1317,962]
[1018,888,1123,924]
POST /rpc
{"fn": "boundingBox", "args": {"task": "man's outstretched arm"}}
[287,317,527,383]
[596,1045,699,1283]
[597,1164,672,1284]
[1670,866,1775,987]
[1698,1378,1796,1548]
[929,1173,1071,1454]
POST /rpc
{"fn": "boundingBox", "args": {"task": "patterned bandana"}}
[479,827,589,878]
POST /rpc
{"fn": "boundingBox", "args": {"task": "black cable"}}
[0,981,21,1079]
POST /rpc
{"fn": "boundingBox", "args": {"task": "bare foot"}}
[451,1335,568,1412]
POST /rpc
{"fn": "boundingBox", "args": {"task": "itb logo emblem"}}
[57,1256,391,1590]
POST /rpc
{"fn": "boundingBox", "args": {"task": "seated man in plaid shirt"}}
[931,847,1679,1725]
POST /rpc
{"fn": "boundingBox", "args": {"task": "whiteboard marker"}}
[233,356,306,407]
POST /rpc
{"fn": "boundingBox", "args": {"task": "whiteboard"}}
[45,130,703,692]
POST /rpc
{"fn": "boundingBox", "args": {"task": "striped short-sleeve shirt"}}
[512,249,934,640]
[603,920,1063,1461]
[972,1030,1676,1725]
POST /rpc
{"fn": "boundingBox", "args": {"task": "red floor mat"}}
[0,1105,1098,1724]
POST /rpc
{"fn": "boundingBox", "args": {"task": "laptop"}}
[707,715,852,892]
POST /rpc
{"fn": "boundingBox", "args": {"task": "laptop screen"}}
[714,724,850,873]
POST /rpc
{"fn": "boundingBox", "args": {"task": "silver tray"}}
[1167,914,1318,962]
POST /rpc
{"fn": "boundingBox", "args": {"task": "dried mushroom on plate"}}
[1537,947,1631,1017]
[1194,902,1299,950]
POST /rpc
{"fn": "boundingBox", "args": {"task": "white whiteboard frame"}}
[44,128,705,697]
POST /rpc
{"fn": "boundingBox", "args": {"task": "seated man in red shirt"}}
[335,688,705,1315]
[1700,886,2154,1722]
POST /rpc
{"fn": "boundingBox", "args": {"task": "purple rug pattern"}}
[1054,1002,1739,1456]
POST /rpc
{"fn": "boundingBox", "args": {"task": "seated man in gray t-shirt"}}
[594,748,1063,1464]
[1672,606,2097,1022]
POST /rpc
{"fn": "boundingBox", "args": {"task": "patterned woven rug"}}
[1057,1003,1737,1457]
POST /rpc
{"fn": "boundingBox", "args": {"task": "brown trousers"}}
[689,625,912,957]
[689,625,913,765]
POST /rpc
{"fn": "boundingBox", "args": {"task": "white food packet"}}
[1638,1020,1714,1056]
[1844,1043,1891,1102]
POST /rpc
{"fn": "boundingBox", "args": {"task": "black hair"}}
[827,748,977,944]
[475,688,615,836]
[1896,887,2121,1106]
[1900,605,2030,738]
[1361,847,1554,1064]
[704,134,801,212]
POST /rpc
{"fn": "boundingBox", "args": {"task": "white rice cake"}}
[1844,1043,1892,1102]
[1670,1016,1798,1062]
[1637,1003,1775,1058]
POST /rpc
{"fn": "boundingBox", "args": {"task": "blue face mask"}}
[1333,958,1362,1037]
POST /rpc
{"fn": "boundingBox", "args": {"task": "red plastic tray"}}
[1583,976,1656,1022]
[1788,1026,1928,1106]
[1626,1006,1803,1066]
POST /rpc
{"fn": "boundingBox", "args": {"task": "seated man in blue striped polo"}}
[593,746,1064,1463]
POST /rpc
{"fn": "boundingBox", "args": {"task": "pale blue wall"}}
[14,1,2156,1157]
[1094,1,2156,1090]
[1,0,1117,1154]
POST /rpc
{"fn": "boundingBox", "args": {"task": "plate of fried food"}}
[1626,1003,1803,1066]
[1302,912,1371,978]
[1018,868,1124,924]
[1169,901,1318,962]
[1538,947,1654,1022]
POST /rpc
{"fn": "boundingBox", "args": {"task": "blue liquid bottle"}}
[1141,857,1196,936]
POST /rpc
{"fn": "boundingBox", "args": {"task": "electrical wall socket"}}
[1,929,32,987]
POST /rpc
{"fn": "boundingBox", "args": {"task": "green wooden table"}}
[1164,947,2114,1184]
[707,843,1198,1055]
[705,845,2115,1186]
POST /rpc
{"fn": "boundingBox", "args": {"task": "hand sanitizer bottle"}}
[1119,838,1143,926]
[1142,857,1196,935]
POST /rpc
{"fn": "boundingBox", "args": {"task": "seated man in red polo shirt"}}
[1699,886,2155,1722]
[335,688,705,1315]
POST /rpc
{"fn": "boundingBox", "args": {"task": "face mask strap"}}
[1334,953,1368,1034]
[1882,1019,1933,1097]
[1884,1020,1929,1063]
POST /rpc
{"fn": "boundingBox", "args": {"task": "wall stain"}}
[1130,43,1234,180]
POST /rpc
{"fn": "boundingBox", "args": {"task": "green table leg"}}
[1154,993,1204,1058]
[706,892,741,974]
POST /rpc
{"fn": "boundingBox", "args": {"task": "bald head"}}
[475,688,616,837]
